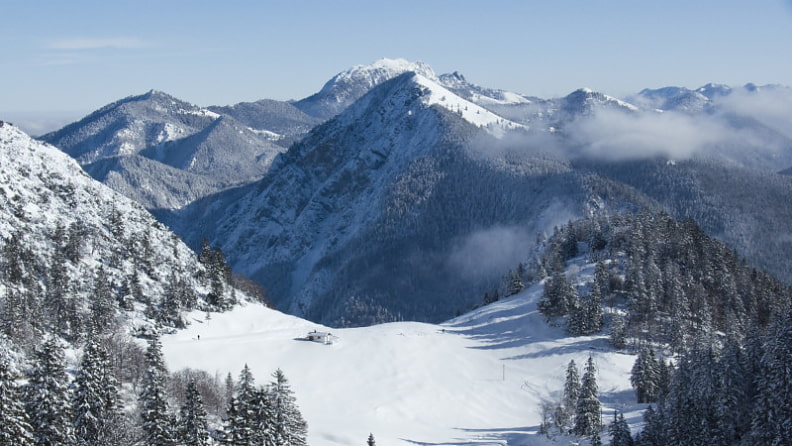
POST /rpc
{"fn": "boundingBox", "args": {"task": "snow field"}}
[163,279,640,446]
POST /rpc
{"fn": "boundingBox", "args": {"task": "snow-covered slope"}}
[163,277,639,446]
[40,90,286,209]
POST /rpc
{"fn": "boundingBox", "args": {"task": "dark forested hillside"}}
[529,210,792,445]
[577,158,792,284]
[535,210,790,350]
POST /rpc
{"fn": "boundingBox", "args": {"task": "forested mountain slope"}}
[0,122,253,352]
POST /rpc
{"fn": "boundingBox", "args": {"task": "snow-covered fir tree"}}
[138,334,173,446]
[538,272,577,322]
[633,404,666,446]
[557,359,580,432]
[574,356,601,437]
[224,364,269,446]
[268,368,308,446]
[0,348,35,446]
[608,411,634,446]
[504,269,525,297]
[71,334,122,446]
[24,336,76,446]
[176,380,209,446]
[630,348,661,403]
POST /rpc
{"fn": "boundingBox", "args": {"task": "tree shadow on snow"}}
[447,312,565,351]
[402,425,541,446]
[500,337,612,360]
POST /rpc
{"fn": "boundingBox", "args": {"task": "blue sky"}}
[2,0,792,131]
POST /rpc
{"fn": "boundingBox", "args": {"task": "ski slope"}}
[163,280,642,446]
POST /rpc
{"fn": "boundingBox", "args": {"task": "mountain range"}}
[35,58,792,326]
[3,57,792,446]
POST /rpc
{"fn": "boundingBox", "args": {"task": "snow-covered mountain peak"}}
[294,58,439,120]
[325,58,439,92]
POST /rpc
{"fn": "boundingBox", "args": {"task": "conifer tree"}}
[717,337,749,443]
[631,348,660,403]
[138,334,173,446]
[268,369,308,446]
[367,432,376,446]
[608,411,633,446]
[71,335,121,446]
[609,315,627,349]
[158,273,186,329]
[177,380,209,446]
[24,337,75,446]
[634,404,666,446]
[504,269,525,297]
[590,430,602,446]
[223,397,247,446]
[0,352,35,446]
[89,267,117,333]
[557,360,580,431]
[538,272,576,321]
[224,364,261,446]
[574,356,601,437]
[251,386,275,446]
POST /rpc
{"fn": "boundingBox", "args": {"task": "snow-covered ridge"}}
[413,73,524,135]
[439,71,533,106]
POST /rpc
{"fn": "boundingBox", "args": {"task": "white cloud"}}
[714,87,792,139]
[566,108,734,161]
[446,225,533,282]
[48,37,149,50]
